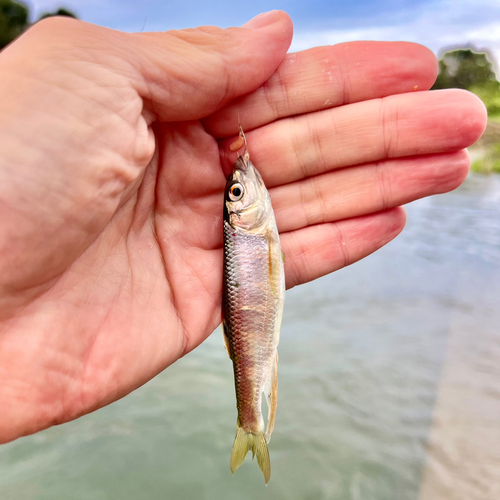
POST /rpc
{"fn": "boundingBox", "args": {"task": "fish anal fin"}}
[264,352,278,443]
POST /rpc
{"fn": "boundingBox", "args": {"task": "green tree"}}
[0,0,28,49]
[432,48,498,90]
[433,48,500,118]
[0,1,77,50]
[38,8,76,20]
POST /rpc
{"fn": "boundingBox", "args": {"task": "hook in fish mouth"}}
[229,124,250,173]
[239,126,250,167]
[237,124,249,159]
[233,156,249,173]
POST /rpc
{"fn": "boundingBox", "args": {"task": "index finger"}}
[203,41,438,137]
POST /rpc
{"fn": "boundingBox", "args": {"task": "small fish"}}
[222,126,285,484]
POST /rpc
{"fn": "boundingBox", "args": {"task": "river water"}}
[1,173,499,500]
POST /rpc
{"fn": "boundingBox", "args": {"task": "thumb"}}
[128,10,293,122]
[4,12,292,123]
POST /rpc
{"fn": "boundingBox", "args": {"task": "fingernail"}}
[243,10,280,29]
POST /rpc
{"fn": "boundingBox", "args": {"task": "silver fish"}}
[222,127,285,484]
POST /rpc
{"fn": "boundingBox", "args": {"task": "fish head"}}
[224,156,271,232]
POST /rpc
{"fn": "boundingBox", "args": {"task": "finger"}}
[15,12,293,122]
[271,150,469,233]
[220,88,486,185]
[132,11,293,121]
[204,41,438,137]
[281,207,406,289]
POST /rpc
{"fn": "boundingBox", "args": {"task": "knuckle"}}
[380,97,400,158]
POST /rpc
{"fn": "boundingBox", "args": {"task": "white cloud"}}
[290,0,500,71]
[466,21,500,43]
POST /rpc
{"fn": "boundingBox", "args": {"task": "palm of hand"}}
[9,121,231,433]
[0,15,486,442]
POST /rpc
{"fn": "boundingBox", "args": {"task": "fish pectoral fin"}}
[222,321,232,360]
[266,226,282,299]
[230,423,271,484]
[264,352,278,443]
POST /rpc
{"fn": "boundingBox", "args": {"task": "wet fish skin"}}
[222,136,285,484]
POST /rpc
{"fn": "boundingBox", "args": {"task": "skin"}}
[0,11,486,443]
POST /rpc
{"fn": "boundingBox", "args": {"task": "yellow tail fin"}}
[230,424,271,484]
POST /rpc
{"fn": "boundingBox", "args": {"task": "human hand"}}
[0,11,486,442]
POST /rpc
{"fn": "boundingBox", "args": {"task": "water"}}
[1,174,499,500]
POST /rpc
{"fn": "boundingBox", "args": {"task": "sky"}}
[25,0,500,69]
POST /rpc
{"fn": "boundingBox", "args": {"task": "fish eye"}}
[229,183,244,202]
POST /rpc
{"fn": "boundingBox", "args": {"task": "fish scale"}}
[224,221,277,426]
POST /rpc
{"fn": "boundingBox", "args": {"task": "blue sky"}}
[26,0,500,68]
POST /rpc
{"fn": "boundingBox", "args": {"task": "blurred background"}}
[1,1,499,499]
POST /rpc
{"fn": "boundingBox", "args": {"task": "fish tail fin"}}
[230,422,271,484]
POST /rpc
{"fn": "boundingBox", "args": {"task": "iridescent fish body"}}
[222,127,285,484]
